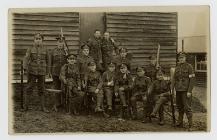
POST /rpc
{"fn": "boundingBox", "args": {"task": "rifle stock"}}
[170,67,176,126]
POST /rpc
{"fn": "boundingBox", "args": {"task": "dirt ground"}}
[11,86,208,133]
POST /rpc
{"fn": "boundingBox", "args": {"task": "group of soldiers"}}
[22,29,195,131]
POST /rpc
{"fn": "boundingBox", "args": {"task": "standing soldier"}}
[101,31,119,70]
[115,63,133,119]
[59,54,84,115]
[77,44,94,90]
[113,47,132,72]
[102,62,116,114]
[146,54,159,81]
[149,69,171,125]
[173,52,195,131]
[130,66,151,120]
[51,34,68,111]
[22,33,50,112]
[85,61,104,113]
[87,29,103,72]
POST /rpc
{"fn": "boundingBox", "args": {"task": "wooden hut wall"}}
[11,12,80,80]
[105,12,178,73]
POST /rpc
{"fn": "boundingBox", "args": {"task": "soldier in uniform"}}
[59,54,84,115]
[87,29,103,72]
[173,52,195,130]
[149,70,171,125]
[22,33,50,112]
[85,61,104,113]
[113,47,132,72]
[130,66,151,120]
[77,44,94,90]
[115,63,133,119]
[51,34,68,111]
[101,31,119,70]
[102,62,116,114]
[145,54,159,81]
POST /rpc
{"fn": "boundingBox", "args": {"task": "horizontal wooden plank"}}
[107,28,176,34]
[13,20,79,26]
[106,14,177,22]
[13,29,79,35]
[107,12,177,18]
[107,20,176,26]
[13,25,79,31]
[128,49,177,54]
[112,37,177,42]
[12,34,80,40]
[12,40,80,46]
[132,53,176,58]
[109,32,177,37]
[107,24,175,29]
[12,45,80,50]
[13,16,79,22]
[13,13,79,18]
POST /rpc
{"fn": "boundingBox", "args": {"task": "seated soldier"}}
[115,63,133,119]
[85,61,104,114]
[130,66,151,120]
[59,54,84,115]
[149,69,171,125]
[102,62,116,115]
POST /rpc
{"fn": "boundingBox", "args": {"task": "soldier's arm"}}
[59,65,67,84]
[97,74,103,89]
[23,47,31,70]
[76,69,81,89]
[114,77,119,93]
[188,64,195,93]
[102,72,108,86]
[46,49,51,75]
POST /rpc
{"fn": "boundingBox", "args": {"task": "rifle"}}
[20,60,24,109]
[60,27,69,56]
[65,84,69,113]
[156,43,161,69]
[170,67,176,126]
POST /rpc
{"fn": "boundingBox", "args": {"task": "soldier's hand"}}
[115,92,119,97]
[78,86,81,91]
[187,92,192,98]
[95,88,99,94]
[119,87,124,91]
[63,79,67,85]
[142,96,147,102]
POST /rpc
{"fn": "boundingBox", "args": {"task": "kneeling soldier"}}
[102,62,116,114]
[149,70,171,125]
[59,54,84,115]
[85,61,104,114]
[115,63,133,119]
[130,66,151,120]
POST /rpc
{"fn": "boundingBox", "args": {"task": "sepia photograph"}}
[8,6,210,133]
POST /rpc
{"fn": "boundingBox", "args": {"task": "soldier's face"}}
[108,66,115,72]
[120,67,127,73]
[137,70,145,77]
[120,52,127,58]
[178,57,186,63]
[67,57,76,64]
[82,48,89,56]
[104,33,110,40]
[157,74,164,80]
[89,65,96,72]
[150,59,157,65]
[57,40,64,48]
[34,36,43,46]
[94,31,101,38]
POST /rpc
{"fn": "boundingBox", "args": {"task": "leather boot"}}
[40,95,49,113]
[176,112,184,127]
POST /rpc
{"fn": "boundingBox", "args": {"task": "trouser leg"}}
[38,75,49,113]
[182,92,193,128]
[104,88,113,108]
[119,91,127,106]
[176,92,184,127]
[52,76,61,108]
[96,90,104,109]
[130,95,137,118]
[23,74,36,110]
[152,96,168,115]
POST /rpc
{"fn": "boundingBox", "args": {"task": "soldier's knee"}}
[130,96,136,102]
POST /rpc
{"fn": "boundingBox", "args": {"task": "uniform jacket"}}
[59,63,81,87]
[23,45,50,75]
[149,79,171,96]
[77,54,94,76]
[113,55,131,71]
[145,64,157,81]
[132,75,151,96]
[115,73,133,92]
[85,70,103,89]
[87,37,103,63]
[174,62,195,92]
[102,70,116,88]
[51,47,67,76]
[101,38,119,63]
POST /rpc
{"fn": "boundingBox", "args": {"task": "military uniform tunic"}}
[145,64,157,81]
[113,55,131,71]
